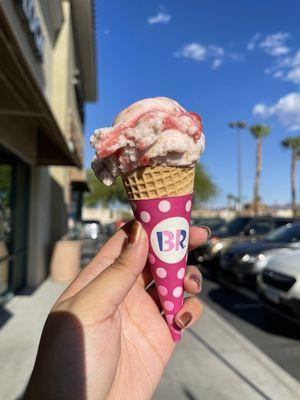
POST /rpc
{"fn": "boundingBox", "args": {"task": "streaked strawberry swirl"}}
[90,97,205,185]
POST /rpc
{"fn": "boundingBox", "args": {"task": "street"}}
[199,267,300,381]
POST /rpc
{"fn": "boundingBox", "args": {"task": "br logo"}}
[150,217,189,264]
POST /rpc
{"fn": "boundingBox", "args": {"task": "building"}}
[0,0,97,301]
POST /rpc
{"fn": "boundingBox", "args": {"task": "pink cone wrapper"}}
[130,194,192,341]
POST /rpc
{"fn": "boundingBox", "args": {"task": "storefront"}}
[0,0,97,301]
[0,145,30,300]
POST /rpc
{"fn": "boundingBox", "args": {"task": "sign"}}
[151,217,189,263]
[15,0,45,60]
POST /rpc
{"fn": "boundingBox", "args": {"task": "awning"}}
[0,6,81,167]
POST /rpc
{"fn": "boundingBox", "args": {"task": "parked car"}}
[190,217,225,231]
[220,222,300,282]
[69,220,105,266]
[189,216,293,266]
[257,249,300,317]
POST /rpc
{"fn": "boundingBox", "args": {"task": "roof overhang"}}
[71,0,97,102]
[0,5,81,167]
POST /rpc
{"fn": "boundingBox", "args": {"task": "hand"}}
[25,221,208,400]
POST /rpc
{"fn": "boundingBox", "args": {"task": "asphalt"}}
[199,268,300,381]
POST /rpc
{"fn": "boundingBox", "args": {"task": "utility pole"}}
[229,121,247,213]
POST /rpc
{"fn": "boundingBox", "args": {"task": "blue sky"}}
[84,0,300,207]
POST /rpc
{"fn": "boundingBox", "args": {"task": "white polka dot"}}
[140,211,150,223]
[156,267,167,278]
[148,254,155,264]
[164,301,174,311]
[185,200,192,212]
[173,286,183,298]
[158,200,171,213]
[158,285,168,296]
[177,267,185,279]
[166,314,174,323]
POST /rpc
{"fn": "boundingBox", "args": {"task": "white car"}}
[257,249,300,317]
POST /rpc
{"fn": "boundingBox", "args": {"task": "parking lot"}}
[199,267,300,381]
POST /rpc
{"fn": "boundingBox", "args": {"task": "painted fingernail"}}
[189,273,202,291]
[176,312,193,329]
[124,220,142,245]
[200,226,211,238]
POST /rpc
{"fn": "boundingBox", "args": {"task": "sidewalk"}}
[0,280,299,400]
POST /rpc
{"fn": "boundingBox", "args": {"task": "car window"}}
[219,217,252,235]
[265,223,300,243]
[274,220,292,228]
[245,220,272,235]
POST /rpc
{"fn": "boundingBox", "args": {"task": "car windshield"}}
[265,223,300,243]
[218,217,252,235]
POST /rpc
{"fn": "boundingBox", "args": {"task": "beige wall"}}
[50,0,84,209]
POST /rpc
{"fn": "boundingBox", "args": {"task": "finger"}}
[174,297,203,330]
[58,221,134,303]
[188,226,210,250]
[72,221,149,319]
[184,265,202,294]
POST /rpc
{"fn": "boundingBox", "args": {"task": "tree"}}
[249,124,270,214]
[281,136,300,216]
[194,163,218,204]
[84,169,128,207]
[85,164,218,207]
[0,165,11,208]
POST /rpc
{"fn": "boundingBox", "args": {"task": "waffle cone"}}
[122,165,195,200]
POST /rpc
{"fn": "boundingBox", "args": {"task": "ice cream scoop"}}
[90,97,205,185]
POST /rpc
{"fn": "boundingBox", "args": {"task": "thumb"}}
[74,220,148,318]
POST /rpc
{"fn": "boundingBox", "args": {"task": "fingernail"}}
[200,226,211,238]
[124,220,142,245]
[189,273,202,291]
[176,312,193,329]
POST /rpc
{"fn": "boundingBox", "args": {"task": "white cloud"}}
[253,92,300,131]
[175,43,207,61]
[247,33,261,51]
[174,42,243,70]
[212,58,223,70]
[266,50,300,85]
[259,32,291,56]
[287,68,300,84]
[147,11,171,24]
[248,32,291,57]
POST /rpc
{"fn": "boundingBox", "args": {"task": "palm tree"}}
[249,124,270,214]
[281,136,300,216]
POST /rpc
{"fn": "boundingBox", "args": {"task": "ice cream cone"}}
[90,97,204,341]
[122,165,195,341]
[122,165,195,199]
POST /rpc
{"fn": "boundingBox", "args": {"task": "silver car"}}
[257,249,300,317]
